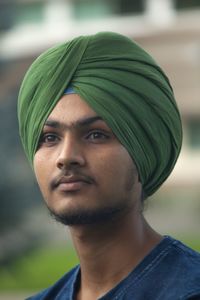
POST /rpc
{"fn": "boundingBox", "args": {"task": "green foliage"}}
[0,246,79,291]
[178,237,200,253]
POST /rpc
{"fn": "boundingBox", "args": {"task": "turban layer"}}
[18,32,182,196]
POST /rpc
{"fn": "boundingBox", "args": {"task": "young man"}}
[18,32,200,300]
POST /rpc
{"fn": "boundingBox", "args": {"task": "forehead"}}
[48,93,99,123]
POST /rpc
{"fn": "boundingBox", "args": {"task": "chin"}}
[47,204,128,226]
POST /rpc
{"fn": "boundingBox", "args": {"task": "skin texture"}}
[34,94,162,300]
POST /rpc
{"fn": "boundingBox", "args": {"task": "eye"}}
[38,133,60,146]
[86,130,109,142]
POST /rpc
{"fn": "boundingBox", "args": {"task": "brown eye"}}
[39,133,60,146]
[44,134,58,142]
[86,131,109,141]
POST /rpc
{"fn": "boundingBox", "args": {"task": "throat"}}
[71,215,162,300]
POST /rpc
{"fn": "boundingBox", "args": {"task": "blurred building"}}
[0,0,199,261]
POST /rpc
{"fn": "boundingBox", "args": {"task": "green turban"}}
[18,31,182,197]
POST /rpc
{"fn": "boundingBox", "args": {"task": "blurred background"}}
[0,0,200,299]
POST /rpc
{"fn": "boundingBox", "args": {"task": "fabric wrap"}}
[18,31,182,196]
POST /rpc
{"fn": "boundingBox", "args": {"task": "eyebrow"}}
[44,116,104,131]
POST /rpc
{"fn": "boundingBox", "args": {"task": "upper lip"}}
[55,175,93,188]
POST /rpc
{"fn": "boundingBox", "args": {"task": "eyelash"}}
[38,129,110,148]
[85,130,110,141]
[38,133,59,145]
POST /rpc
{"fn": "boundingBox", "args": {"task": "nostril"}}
[57,161,64,170]
[55,139,86,169]
[56,155,86,170]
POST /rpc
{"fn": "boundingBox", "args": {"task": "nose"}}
[56,134,86,170]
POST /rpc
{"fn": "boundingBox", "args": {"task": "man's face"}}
[33,94,142,225]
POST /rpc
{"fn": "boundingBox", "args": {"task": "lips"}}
[53,175,93,192]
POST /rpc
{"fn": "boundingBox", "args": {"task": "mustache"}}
[49,171,95,191]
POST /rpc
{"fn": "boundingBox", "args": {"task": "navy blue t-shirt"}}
[27,236,200,300]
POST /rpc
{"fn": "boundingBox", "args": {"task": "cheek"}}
[92,146,136,185]
[33,152,50,191]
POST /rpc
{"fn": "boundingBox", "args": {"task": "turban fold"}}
[18,32,182,196]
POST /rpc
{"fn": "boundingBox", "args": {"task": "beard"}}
[45,162,139,226]
[47,202,131,226]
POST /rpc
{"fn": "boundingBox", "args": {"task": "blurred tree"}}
[174,0,200,10]
[0,89,38,230]
[0,61,44,265]
[118,0,145,15]
[0,0,16,33]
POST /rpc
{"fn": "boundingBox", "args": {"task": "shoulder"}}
[158,237,200,299]
[26,265,80,300]
[169,238,200,273]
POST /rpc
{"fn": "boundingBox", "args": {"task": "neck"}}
[69,211,162,300]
